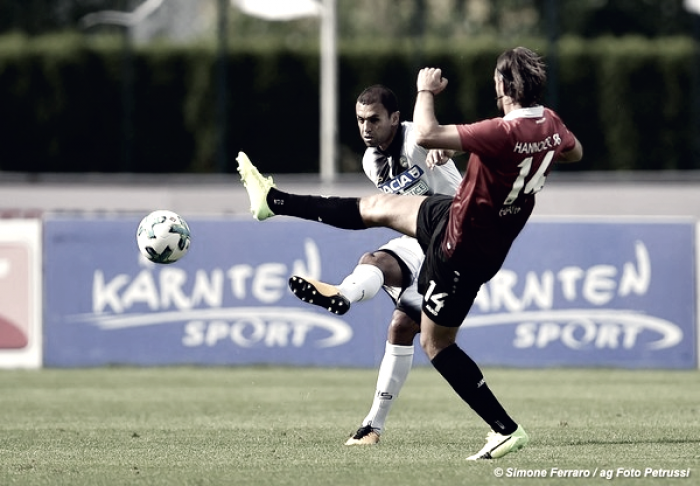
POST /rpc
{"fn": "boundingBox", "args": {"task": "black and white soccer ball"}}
[136,210,191,264]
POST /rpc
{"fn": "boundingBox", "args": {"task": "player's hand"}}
[426,149,454,169]
[417,68,448,95]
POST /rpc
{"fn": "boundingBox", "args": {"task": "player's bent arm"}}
[557,136,583,163]
[413,85,463,152]
[414,124,463,152]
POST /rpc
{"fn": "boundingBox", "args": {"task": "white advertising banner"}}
[0,219,42,368]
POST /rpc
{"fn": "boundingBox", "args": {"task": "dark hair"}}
[356,85,399,115]
[496,47,547,107]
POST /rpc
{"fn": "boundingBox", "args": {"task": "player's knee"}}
[388,311,420,346]
[357,251,378,266]
[419,327,458,360]
[357,250,393,268]
[419,333,439,360]
[359,194,393,226]
[356,252,403,288]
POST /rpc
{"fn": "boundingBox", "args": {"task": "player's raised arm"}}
[413,68,462,151]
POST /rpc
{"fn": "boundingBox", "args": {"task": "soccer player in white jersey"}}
[288,85,462,445]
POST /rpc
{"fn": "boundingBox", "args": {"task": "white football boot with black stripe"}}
[466,425,529,460]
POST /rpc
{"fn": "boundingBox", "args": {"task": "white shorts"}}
[378,235,424,319]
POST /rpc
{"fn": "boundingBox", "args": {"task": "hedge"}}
[0,33,697,174]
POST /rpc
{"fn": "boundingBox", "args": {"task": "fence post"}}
[121,23,134,172]
[216,0,229,173]
[545,0,559,111]
[693,14,700,169]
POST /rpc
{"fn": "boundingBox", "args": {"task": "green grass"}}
[0,367,698,486]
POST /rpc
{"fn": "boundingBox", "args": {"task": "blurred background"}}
[1,0,699,181]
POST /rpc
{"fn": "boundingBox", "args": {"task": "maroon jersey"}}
[444,106,576,272]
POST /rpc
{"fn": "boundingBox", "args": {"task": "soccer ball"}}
[136,210,191,264]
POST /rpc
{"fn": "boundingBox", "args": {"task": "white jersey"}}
[362,121,462,196]
[361,121,462,319]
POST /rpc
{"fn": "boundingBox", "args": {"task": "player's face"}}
[356,102,399,150]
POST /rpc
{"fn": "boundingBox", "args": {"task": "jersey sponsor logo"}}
[378,165,430,195]
[499,205,522,217]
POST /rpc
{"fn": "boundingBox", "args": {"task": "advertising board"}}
[0,220,42,368]
[43,216,696,369]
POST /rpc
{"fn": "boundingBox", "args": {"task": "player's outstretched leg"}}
[236,151,367,229]
[466,425,529,460]
[288,276,351,315]
[236,151,276,221]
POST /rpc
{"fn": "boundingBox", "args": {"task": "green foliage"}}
[0,367,698,485]
[0,33,697,173]
[557,36,696,171]
[3,1,695,40]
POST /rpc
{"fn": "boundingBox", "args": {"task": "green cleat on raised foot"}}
[236,151,276,221]
[466,425,529,460]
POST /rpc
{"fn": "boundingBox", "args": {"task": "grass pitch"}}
[0,366,698,486]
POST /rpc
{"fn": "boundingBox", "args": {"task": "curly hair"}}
[496,47,547,107]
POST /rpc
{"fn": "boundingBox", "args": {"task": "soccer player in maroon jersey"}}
[237,46,583,460]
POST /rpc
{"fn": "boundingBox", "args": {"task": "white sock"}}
[337,264,384,304]
[361,342,414,434]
